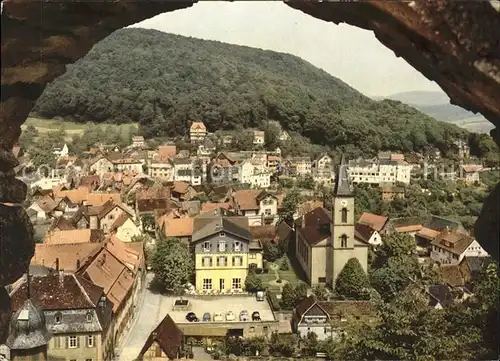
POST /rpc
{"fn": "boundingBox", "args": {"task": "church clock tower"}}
[327,155,360,286]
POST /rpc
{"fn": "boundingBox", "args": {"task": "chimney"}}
[55,257,59,271]
[76,259,81,270]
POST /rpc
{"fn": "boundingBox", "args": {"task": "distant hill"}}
[33,28,468,156]
[375,91,493,134]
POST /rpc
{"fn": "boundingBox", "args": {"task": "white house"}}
[90,157,114,177]
[112,158,144,174]
[347,158,412,185]
[148,159,174,181]
[131,136,145,148]
[173,158,195,184]
[250,169,271,189]
[430,229,488,265]
[52,143,69,157]
[112,214,142,243]
[253,130,265,146]
[354,223,382,247]
[231,190,281,226]
[293,296,375,341]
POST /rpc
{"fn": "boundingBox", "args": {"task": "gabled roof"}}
[249,225,277,241]
[232,189,261,210]
[172,181,191,194]
[295,295,318,319]
[35,196,58,213]
[139,314,183,360]
[200,202,232,213]
[49,216,77,232]
[110,212,133,230]
[422,215,462,232]
[190,121,206,131]
[10,273,102,311]
[32,243,101,273]
[358,212,389,232]
[297,207,331,246]
[192,213,251,243]
[162,218,194,238]
[44,229,104,245]
[432,229,474,255]
[86,192,122,207]
[427,285,454,307]
[97,199,134,219]
[354,223,376,243]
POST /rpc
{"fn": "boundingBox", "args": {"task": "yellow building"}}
[192,208,263,292]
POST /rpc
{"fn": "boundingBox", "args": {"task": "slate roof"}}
[192,213,251,243]
[294,295,317,319]
[427,285,454,307]
[49,216,77,232]
[6,299,51,350]
[334,156,353,196]
[35,196,58,213]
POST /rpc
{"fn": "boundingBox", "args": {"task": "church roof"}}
[334,155,352,196]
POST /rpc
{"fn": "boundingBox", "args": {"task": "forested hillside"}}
[34,28,467,155]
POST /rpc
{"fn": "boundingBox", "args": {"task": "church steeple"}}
[333,154,353,196]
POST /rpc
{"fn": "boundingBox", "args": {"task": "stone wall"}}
[1,0,499,343]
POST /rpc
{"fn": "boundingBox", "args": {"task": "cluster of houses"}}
[3,122,492,361]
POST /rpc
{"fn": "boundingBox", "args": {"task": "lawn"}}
[22,116,138,141]
[257,255,306,291]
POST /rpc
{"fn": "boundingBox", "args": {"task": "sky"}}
[131,1,444,97]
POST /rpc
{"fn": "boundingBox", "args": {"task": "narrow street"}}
[117,273,165,361]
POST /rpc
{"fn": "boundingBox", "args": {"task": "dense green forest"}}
[33,28,468,156]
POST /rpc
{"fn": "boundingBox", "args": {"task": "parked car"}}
[225,311,236,321]
[252,311,261,321]
[185,312,199,322]
[202,312,211,322]
[256,291,265,301]
[239,310,249,321]
[213,312,224,322]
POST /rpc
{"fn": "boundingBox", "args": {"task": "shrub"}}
[255,267,263,275]
[279,257,290,271]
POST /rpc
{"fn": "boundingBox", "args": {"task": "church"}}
[294,157,369,286]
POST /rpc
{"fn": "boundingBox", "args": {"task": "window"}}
[219,279,225,290]
[218,241,226,252]
[109,214,114,220]
[217,256,227,266]
[203,279,212,290]
[202,256,212,267]
[318,277,327,283]
[86,313,92,323]
[86,358,93,361]
[232,278,241,289]
[340,234,348,248]
[264,209,272,216]
[202,241,211,252]
[249,253,256,259]
[219,232,226,237]
[341,208,348,223]
[87,335,94,348]
[232,256,242,267]
[233,241,241,252]
[68,336,78,348]
[54,312,62,324]
[249,326,255,333]
[263,326,269,333]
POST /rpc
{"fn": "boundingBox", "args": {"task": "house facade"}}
[430,229,488,265]
[190,121,207,143]
[192,209,263,292]
[347,159,412,185]
[148,160,174,181]
[9,273,115,361]
[90,157,114,177]
[293,296,374,341]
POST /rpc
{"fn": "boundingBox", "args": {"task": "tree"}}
[151,238,194,292]
[280,283,296,310]
[294,282,308,304]
[140,213,155,232]
[19,124,39,147]
[297,174,315,190]
[312,284,329,301]
[264,121,281,150]
[280,188,301,225]
[263,242,282,262]
[269,332,296,357]
[245,270,263,292]
[334,258,370,300]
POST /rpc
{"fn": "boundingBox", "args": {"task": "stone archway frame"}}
[1,0,500,343]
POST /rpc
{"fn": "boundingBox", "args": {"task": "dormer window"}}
[86,313,93,323]
[203,241,211,252]
[54,312,62,324]
[234,241,241,252]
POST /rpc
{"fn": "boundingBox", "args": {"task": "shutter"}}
[76,336,80,348]
[66,336,69,349]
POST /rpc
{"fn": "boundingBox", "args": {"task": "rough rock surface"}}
[0,0,499,339]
